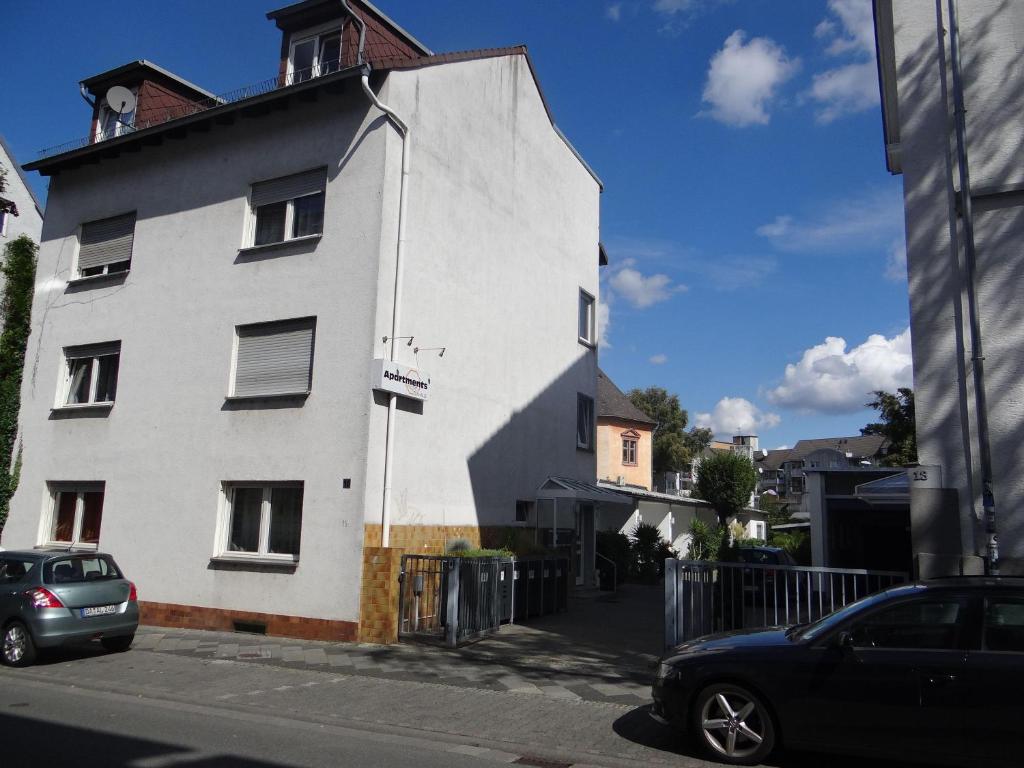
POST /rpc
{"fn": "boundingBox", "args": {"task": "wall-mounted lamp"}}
[414,346,446,358]
[382,335,415,346]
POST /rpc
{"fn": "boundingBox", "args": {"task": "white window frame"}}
[622,433,638,466]
[57,343,120,409]
[287,22,343,82]
[73,213,136,279]
[578,289,596,346]
[577,393,595,451]
[41,484,105,550]
[215,482,303,563]
[0,210,7,237]
[244,172,327,249]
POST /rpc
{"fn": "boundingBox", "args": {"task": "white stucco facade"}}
[1,52,601,627]
[876,1,1024,573]
[0,135,43,248]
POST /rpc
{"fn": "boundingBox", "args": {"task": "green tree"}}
[627,387,689,474]
[695,450,758,527]
[0,235,38,534]
[861,388,917,466]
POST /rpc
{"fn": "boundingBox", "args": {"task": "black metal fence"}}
[665,559,908,648]
[399,554,569,647]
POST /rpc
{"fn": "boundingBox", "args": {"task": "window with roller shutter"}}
[76,213,135,277]
[246,168,326,248]
[231,317,316,398]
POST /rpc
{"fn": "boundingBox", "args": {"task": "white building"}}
[0,135,43,249]
[4,0,604,640]
[875,1,1021,574]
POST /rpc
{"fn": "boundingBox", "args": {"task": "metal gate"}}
[664,559,907,649]
[398,555,514,646]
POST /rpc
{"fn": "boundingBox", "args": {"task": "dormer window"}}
[94,89,137,142]
[289,28,342,83]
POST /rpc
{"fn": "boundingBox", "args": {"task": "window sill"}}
[51,403,114,415]
[238,234,321,256]
[66,272,129,290]
[576,445,595,454]
[224,391,309,403]
[36,542,99,551]
[209,555,298,572]
[578,337,596,349]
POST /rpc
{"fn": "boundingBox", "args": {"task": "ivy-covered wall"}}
[0,234,37,534]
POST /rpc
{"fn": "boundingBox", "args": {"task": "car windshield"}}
[794,587,917,641]
[44,555,121,584]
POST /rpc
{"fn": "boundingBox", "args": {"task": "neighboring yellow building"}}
[596,369,656,490]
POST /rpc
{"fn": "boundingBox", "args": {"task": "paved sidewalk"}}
[136,583,666,706]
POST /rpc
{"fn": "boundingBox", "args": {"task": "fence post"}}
[665,558,678,650]
[445,559,460,648]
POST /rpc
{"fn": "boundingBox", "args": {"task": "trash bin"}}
[542,558,557,614]
[512,560,528,621]
[527,558,543,618]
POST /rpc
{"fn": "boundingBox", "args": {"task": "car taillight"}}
[26,587,64,609]
[128,582,137,602]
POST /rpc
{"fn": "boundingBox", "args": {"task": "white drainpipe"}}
[340,1,410,548]
[360,74,410,549]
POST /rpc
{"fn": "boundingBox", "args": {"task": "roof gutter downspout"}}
[342,0,409,549]
[948,0,998,574]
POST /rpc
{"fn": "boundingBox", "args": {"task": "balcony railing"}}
[37,63,348,161]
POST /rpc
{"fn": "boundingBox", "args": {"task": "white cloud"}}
[700,30,799,127]
[810,61,879,123]
[885,239,907,282]
[608,266,687,308]
[654,0,697,12]
[597,295,611,348]
[696,397,781,436]
[808,0,879,122]
[649,353,668,365]
[765,328,913,413]
[821,0,875,56]
[756,188,903,253]
[606,3,622,21]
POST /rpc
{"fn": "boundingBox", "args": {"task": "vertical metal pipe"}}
[948,0,999,574]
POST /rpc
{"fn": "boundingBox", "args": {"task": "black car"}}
[652,577,1024,767]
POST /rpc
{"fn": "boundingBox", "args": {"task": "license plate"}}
[81,605,117,617]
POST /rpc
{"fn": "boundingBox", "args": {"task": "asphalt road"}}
[0,674,531,768]
[0,642,935,768]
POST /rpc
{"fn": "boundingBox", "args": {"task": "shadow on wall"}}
[465,356,594,528]
[896,0,1024,566]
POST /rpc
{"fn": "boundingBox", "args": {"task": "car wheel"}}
[101,634,134,653]
[691,682,776,765]
[2,621,38,667]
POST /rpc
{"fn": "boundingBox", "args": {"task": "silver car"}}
[1,549,139,667]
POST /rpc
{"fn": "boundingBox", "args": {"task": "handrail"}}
[595,551,617,592]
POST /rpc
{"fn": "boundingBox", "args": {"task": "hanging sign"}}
[371,359,430,401]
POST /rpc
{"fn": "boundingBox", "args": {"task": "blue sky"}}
[2,0,910,450]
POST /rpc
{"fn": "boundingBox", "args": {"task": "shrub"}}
[596,529,631,586]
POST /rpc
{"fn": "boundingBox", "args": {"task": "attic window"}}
[94,90,137,142]
[289,27,342,83]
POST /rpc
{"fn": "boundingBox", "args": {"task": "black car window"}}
[849,598,967,650]
[44,555,120,584]
[983,598,1024,653]
[0,558,35,585]
[740,550,778,565]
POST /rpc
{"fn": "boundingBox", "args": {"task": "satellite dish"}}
[105,85,137,116]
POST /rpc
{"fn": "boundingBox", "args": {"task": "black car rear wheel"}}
[101,634,135,653]
[692,682,776,765]
[2,621,37,667]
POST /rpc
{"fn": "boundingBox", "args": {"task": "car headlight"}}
[656,662,676,681]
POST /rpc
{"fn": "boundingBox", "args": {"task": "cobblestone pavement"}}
[135,583,668,706]
[132,625,654,706]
